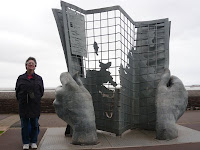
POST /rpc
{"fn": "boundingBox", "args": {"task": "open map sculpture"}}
[52,1,188,145]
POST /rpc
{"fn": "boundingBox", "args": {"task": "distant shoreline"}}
[0,86,200,91]
[0,88,56,92]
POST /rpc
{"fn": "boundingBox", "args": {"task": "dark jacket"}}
[15,72,44,118]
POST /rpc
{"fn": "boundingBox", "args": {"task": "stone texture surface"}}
[53,72,98,145]
[156,68,188,140]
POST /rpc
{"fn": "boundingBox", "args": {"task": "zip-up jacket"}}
[15,72,44,118]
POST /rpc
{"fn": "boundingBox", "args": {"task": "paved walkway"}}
[0,111,200,150]
[0,114,20,131]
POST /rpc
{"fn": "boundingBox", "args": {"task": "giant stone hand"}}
[156,68,188,140]
[53,72,98,145]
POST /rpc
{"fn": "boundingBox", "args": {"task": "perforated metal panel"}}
[53,1,170,135]
[131,20,170,130]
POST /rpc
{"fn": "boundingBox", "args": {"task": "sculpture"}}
[53,72,98,145]
[52,1,188,145]
[156,68,188,140]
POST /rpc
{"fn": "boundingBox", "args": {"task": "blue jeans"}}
[20,117,39,144]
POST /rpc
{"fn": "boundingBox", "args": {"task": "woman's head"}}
[25,57,37,70]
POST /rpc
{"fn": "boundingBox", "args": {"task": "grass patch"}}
[0,131,4,135]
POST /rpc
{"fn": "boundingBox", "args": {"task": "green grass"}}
[0,131,4,135]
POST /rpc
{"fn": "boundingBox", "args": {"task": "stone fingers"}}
[157,68,171,92]
[170,75,186,91]
[60,72,80,91]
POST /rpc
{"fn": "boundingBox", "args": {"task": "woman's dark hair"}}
[25,57,37,67]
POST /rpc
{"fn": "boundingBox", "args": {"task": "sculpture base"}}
[38,125,200,150]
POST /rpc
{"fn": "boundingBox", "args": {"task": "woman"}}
[15,57,44,149]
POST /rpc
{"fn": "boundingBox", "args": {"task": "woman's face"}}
[26,60,36,71]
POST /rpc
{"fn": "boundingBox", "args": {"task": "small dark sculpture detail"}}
[53,72,98,145]
[93,41,99,55]
[85,61,117,119]
[156,68,188,140]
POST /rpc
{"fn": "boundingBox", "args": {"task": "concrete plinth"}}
[38,125,200,150]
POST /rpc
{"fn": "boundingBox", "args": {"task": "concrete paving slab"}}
[0,114,19,131]
[104,129,156,148]
[38,125,200,150]
[0,128,46,150]
[0,114,12,121]
[157,125,200,145]
[39,113,67,127]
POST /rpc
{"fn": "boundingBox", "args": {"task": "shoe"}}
[23,144,29,149]
[30,143,37,149]
[65,125,72,137]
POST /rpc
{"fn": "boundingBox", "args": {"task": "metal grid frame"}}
[83,7,136,135]
[84,8,135,88]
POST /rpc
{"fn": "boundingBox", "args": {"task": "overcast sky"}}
[0,0,200,89]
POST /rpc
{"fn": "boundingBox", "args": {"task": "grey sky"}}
[0,0,200,89]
